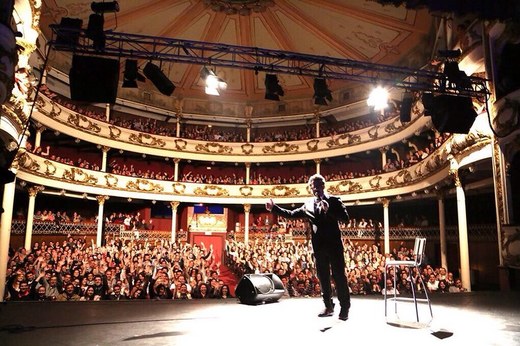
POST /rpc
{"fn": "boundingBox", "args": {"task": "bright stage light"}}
[367,86,389,111]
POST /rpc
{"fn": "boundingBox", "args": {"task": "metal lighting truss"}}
[50,25,489,98]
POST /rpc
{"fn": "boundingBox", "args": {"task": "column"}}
[174,159,180,182]
[176,116,181,137]
[451,164,471,292]
[24,186,43,251]
[314,159,321,175]
[0,179,17,302]
[244,204,251,245]
[245,162,251,184]
[245,107,253,142]
[437,191,448,271]
[380,147,388,171]
[170,201,180,243]
[101,146,109,172]
[382,198,390,254]
[246,119,252,143]
[96,196,109,247]
[105,103,110,122]
[35,125,46,148]
[314,111,320,138]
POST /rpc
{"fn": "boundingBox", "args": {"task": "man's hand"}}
[265,198,274,211]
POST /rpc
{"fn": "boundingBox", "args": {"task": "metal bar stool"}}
[384,237,433,323]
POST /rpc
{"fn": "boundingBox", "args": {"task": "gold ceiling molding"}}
[62,167,98,185]
[262,142,299,154]
[328,180,363,194]
[195,142,233,154]
[194,185,229,196]
[262,185,300,197]
[129,133,166,148]
[126,179,164,193]
[67,114,101,134]
[205,0,275,16]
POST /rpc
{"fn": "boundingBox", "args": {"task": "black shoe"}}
[318,303,335,317]
[338,307,349,321]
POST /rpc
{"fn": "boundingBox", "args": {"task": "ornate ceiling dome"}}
[39,0,435,117]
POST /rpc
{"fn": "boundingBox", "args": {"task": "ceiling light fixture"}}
[367,86,389,111]
[200,67,227,96]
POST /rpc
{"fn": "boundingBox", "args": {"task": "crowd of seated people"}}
[26,142,101,171]
[109,161,173,181]
[39,84,403,143]
[225,237,467,298]
[180,172,245,184]
[4,237,233,301]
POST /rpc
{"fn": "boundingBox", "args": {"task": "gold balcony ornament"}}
[367,125,380,139]
[326,133,361,148]
[241,143,254,155]
[126,178,164,192]
[174,139,187,151]
[16,152,40,171]
[108,125,121,139]
[172,182,186,194]
[129,133,166,147]
[262,185,300,197]
[306,139,319,152]
[48,101,62,118]
[62,167,98,184]
[262,142,299,154]
[239,185,253,196]
[386,169,413,187]
[384,118,403,134]
[43,159,57,176]
[67,114,101,134]
[328,180,363,194]
[194,185,229,196]
[104,173,119,187]
[369,175,382,189]
[195,142,232,154]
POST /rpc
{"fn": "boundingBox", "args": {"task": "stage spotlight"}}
[313,78,333,105]
[143,62,175,96]
[91,1,120,14]
[200,67,227,96]
[367,86,388,110]
[265,73,284,101]
[122,60,145,88]
[54,17,83,47]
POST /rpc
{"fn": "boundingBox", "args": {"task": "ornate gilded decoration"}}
[386,169,413,187]
[170,201,180,211]
[172,182,186,194]
[126,179,164,192]
[239,185,253,196]
[104,174,119,187]
[306,139,319,152]
[243,204,251,213]
[368,125,380,140]
[262,185,300,197]
[425,153,445,173]
[195,142,232,154]
[328,180,363,194]
[108,125,121,139]
[262,142,299,154]
[15,152,40,171]
[241,143,254,155]
[43,160,57,176]
[384,119,403,133]
[326,133,361,148]
[205,0,275,16]
[492,137,505,226]
[28,185,44,197]
[369,175,382,189]
[48,101,62,118]
[174,139,187,150]
[501,225,520,268]
[67,114,101,134]
[96,195,110,205]
[128,133,166,147]
[494,98,520,137]
[194,185,229,196]
[62,168,98,184]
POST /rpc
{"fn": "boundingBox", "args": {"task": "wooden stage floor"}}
[0,292,519,346]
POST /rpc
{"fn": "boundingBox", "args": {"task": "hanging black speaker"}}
[69,55,119,103]
[235,273,284,305]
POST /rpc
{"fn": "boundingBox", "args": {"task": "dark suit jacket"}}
[271,194,349,251]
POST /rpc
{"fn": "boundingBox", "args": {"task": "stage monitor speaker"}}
[69,55,119,103]
[235,273,284,305]
[430,95,477,134]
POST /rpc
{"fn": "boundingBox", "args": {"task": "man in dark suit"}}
[266,173,350,321]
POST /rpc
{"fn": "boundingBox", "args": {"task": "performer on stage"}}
[265,173,350,321]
